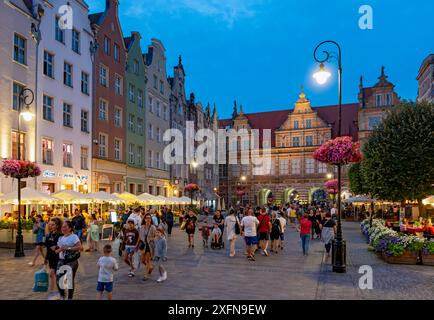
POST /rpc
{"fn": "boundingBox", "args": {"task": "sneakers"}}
[247,255,256,261]
[157,272,167,283]
[128,270,135,278]
[263,249,269,256]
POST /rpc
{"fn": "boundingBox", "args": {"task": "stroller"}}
[211,225,225,250]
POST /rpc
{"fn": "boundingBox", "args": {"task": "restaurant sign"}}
[43,170,56,178]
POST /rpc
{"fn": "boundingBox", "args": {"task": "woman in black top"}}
[184,210,198,248]
[44,217,62,296]
[308,209,316,240]
[166,209,174,236]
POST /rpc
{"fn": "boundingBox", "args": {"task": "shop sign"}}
[63,173,74,179]
[43,170,56,178]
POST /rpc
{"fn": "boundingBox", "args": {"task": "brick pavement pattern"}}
[0,220,433,300]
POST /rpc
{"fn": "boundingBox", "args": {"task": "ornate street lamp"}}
[313,40,346,273]
[15,88,35,257]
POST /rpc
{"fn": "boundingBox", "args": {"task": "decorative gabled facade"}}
[89,0,127,193]
[219,89,359,206]
[358,67,400,146]
[144,38,171,196]
[124,31,147,195]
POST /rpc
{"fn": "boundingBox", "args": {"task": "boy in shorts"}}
[96,244,119,300]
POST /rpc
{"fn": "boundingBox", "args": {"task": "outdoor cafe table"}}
[425,226,434,235]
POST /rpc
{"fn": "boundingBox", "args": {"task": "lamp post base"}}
[332,239,346,273]
[14,234,25,258]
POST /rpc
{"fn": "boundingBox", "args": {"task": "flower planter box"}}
[0,229,13,243]
[22,230,35,244]
[383,251,418,265]
[421,254,434,266]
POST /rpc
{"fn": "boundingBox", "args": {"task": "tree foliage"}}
[361,102,434,202]
[349,163,368,195]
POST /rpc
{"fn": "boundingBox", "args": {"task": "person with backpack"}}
[320,212,337,258]
[224,209,240,257]
[269,212,281,253]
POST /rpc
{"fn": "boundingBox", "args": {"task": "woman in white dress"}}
[224,209,240,257]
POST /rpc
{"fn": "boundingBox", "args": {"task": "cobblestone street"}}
[0,221,433,300]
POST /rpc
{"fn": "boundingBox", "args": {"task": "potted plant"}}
[0,221,13,243]
[184,183,200,206]
[421,241,434,266]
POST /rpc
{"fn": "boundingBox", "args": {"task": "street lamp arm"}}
[313,40,342,68]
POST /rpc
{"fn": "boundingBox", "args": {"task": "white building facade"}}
[36,0,93,194]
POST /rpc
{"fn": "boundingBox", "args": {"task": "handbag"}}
[234,216,241,235]
[138,240,146,251]
[180,221,187,231]
[63,250,80,263]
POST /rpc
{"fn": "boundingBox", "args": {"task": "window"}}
[100,65,108,87]
[129,144,135,164]
[148,124,153,139]
[55,17,65,43]
[129,83,135,102]
[114,43,119,62]
[137,118,143,135]
[81,110,89,132]
[81,72,89,95]
[115,183,122,193]
[318,162,327,174]
[114,107,121,127]
[376,94,382,107]
[155,152,160,169]
[294,120,299,129]
[133,59,139,74]
[137,146,143,165]
[43,51,54,78]
[12,82,24,111]
[156,101,161,117]
[114,139,121,161]
[63,62,73,87]
[72,29,80,54]
[12,131,25,160]
[156,127,161,142]
[279,159,289,175]
[153,75,157,89]
[99,100,108,121]
[104,37,110,55]
[293,137,300,147]
[148,185,153,195]
[291,159,301,175]
[42,138,53,165]
[43,95,54,122]
[115,75,122,95]
[138,89,143,108]
[305,158,315,174]
[63,103,72,127]
[63,143,72,167]
[368,116,381,130]
[99,134,107,158]
[128,114,135,132]
[149,97,153,112]
[80,147,88,170]
[137,183,143,194]
[156,186,161,196]
[148,150,152,167]
[306,119,312,129]
[386,93,391,106]
[306,136,314,146]
[160,80,164,94]
[163,105,167,120]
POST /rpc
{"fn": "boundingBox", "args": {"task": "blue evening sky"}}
[87,0,434,119]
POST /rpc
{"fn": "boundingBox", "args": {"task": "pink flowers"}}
[0,160,41,179]
[325,179,338,194]
[235,188,246,197]
[313,136,362,165]
[184,183,200,192]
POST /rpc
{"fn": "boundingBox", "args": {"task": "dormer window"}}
[376,94,382,107]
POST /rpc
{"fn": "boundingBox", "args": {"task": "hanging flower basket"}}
[314,136,362,165]
[1,160,41,179]
[235,189,246,197]
[324,179,338,194]
[184,183,200,192]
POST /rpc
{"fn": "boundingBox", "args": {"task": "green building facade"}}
[124,32,147,194]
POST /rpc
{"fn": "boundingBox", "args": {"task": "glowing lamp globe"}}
[313,63,331,85]
[21,110,34,122]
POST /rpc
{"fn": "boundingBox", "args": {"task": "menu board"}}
[101,224,114,241]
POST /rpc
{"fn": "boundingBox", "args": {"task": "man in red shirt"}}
[257,208,272,256]
[297,212,313,256]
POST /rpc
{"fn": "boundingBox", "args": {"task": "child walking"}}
[96,244,119,300]
[153,227,167,283]
[200,224,210,248]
